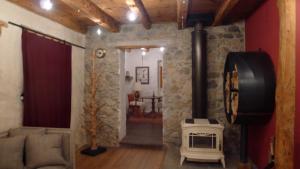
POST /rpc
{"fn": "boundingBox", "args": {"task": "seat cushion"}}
[0,136,25,169]
[36,166,66,169]
[129,101,144,106]
[26,134,66,169]
[9,127,46,137]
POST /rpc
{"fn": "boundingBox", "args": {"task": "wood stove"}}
[180,119,225,168]
[180,23,225,167]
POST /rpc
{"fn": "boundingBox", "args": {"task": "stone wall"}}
[84,22,245,152]
[83,41,121,147]
[205,22,245,155]
[162,29,193,144]
[84,23,193,147]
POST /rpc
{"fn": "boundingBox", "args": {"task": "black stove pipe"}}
[192,23,207,118]
[240,124,248,163]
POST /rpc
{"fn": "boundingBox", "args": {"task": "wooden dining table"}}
[142,95,162,117]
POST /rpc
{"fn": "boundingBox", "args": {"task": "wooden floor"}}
[76,146,166,169]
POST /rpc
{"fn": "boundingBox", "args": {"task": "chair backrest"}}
[128,93,135,102]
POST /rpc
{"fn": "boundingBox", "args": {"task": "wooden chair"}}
[128,93,144,117]
[157,97,163,117]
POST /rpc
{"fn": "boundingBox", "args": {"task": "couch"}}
[0,127,75,169]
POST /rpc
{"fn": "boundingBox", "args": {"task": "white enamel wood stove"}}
[180,118,225,168]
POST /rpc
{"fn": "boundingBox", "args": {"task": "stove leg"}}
[221,157,226,168]
[180,156,185,166]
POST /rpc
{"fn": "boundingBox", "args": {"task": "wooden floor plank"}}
[76,146,166,169]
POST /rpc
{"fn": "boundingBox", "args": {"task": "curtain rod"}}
[8,21,86,49]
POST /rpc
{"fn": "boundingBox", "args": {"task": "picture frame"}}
[136,66,149,84]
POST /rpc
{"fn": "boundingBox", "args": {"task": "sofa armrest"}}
[46,128,75,169]
[0,131,8,138]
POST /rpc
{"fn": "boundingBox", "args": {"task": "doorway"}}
[120,47,164,146]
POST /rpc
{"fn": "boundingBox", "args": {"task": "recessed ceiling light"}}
[97,28,102,35]
[141,48,146,51]
[160,47,165,52]
[142,51,146,56]
[127,11,138,22]
[40,0,53,11]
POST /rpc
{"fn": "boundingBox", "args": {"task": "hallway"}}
[121,120,163,146]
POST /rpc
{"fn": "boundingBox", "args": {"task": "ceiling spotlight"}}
[141,48,146,51]
[40,0,53,11]
[97,28,102,35]
[142,51,146,56]
[127,11,138,22]
[160,47,165,52]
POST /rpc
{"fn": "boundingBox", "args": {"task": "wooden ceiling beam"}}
[126,0,151,29]
[7,0,88,33]
[177,0,189,29]
[0,20,8,27]
[0,20,8,36]
[60,0,120,32]
[222,0,265,24]
[212,0,239,26]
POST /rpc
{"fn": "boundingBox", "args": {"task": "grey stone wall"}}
[83,41,120,147]
[162,28,193,144]
[83,22,245,153]
[205,22,245,155]
[84,23,193,147]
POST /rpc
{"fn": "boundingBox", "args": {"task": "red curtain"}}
[22,30,71,128]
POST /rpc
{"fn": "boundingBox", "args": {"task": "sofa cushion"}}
[0,136,25,169]
[37,166,66,169]
[9,127,46,137]
[26,134,66,169]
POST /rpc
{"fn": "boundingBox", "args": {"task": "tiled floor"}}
[162,143,240,169]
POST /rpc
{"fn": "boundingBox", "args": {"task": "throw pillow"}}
[0,136,25,169]
[26,134,66,169]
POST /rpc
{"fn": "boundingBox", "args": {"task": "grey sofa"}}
[0,127,75,169]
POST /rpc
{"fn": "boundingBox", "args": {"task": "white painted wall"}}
[124,48,163,112]
[0,1,85,146]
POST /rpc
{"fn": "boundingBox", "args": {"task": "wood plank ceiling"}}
[8,0,94,33]
[7,0,266,33]
[91,0,177,24]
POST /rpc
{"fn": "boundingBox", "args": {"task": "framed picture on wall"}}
[136,66,149,84]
